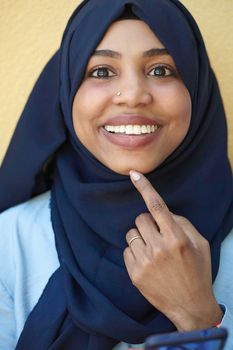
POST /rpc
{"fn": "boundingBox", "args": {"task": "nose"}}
[113,74,153,108]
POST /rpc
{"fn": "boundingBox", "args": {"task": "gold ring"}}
[128,236,143,246]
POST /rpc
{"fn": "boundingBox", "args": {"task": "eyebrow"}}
[143,48,169,57]
[92,48,170,59]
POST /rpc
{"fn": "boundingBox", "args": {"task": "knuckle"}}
[135,214,142,226]
[174,215,189,225]
[140,254,151,269]
[169,236,190,254]
[123,247,130,257]
[151,246,165,261]
[126,228,138,241]
[131,256,151,286]
[148,197,165,213]
[131,270,141,286]
[135,213,148,226]
[144,212,153,220]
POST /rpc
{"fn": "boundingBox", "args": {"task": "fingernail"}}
[129,170,141,181]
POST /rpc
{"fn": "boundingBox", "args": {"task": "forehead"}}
[95,19,165,52]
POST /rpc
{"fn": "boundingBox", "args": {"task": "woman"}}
[0,0,232,349]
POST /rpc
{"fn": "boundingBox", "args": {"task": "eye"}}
[89,67,116,79]
[148,65,174,78]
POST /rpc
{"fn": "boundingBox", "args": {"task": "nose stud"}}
[116,91,122,96]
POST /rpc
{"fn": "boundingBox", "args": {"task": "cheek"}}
[72,82,114,152]
[155,82,191,127]
[177,88,192,138]
[73,82,112,123]
[175,84,192,122]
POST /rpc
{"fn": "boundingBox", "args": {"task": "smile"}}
[104,124,160,135]
[101,124,162,149]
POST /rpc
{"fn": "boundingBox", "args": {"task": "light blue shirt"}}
[0,192,232,350]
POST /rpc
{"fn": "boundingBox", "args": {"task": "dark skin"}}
[71,20,221,349]
[124,171,223,349]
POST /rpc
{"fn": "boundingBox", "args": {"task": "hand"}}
[123,171,223,331]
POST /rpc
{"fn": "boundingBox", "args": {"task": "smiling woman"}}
[0,1,233,350]
[72,20,191,174]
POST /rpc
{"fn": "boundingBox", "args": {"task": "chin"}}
[106,159,161,176]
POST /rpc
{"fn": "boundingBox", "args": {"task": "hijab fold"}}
[0,0,232,349]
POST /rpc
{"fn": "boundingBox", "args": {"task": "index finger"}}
[129,170,174,231]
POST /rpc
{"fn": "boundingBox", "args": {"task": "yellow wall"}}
[0,1,232,166]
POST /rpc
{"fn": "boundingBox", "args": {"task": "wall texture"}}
[0,0,232,166]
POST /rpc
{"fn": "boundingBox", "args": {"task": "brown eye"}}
[149,66,173,77]
[89,67,116,79]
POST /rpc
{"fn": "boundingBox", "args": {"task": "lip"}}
[103,114,162,126]
[100,125,162,149]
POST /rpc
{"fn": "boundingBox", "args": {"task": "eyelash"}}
[88,66,116,79]
[148,65,175,78]
[88,65,176,79]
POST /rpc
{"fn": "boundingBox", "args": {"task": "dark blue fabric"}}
[0,0,232,349]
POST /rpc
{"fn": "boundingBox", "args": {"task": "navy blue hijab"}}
[0,0,233,349]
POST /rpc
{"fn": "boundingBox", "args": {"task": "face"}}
[72,20,192,175]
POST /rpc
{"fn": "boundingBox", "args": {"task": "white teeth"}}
[104,124,159,135]
[141,125,148,134]
[119,125,125,133]
[126,125,133,134]
[133,125,141,135]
